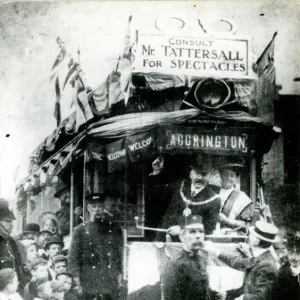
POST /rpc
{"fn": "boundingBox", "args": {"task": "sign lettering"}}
[165,130,250,153]
[133,34,253,79]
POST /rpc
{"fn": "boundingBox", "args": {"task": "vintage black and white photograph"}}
[0,1,299,299]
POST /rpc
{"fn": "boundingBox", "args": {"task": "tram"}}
[15,16,280,299]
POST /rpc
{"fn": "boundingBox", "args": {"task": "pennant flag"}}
[254,32,277,123]
[51,37,67,71]
[54,76,61,126]
[253,32,277,83]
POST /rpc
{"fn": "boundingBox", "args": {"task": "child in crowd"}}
[24,258,48,300]
[43,236,64,280]
[20,239,38,267]
[37,231,52,257]
[28,279,52,300]
[56,273,78,300]
[42,217,58,235]
[0,268,22,300]
[52,255,68,277]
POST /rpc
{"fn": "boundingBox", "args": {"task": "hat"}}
[44,235,64,249]
[189,160,212,173]
[183,215,204,229]
[54,187,69,199]
[85,193,105,204]
[249,221,279,243]
[0,199,15,221]
[38,211,58,227]
[218,157,245,171]
[52,254,67,265]
[0,268,16,290]
[56,271,72,279]
[23,223,40,234]
[30,257,47,271]
[20,239,36,249]
[28,277,49,296]
[40,230,53,235]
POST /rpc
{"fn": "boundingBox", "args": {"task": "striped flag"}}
[50,37,79,127]
[73,73,94,130]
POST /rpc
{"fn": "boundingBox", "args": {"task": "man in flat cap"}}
[160,159,221,236]
[0,199,26,293]
[163,215,222,300]
[207,220,279,300]
[68,192,123,300]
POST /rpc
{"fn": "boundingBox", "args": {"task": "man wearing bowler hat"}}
[20,223,41,241]
[163,215,223,300]
[43,235,64,280]
[0,199,27,293]
[68,192,123,300]
[208,220,279,300]
[160,159,221,236]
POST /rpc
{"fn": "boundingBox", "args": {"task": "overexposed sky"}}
[0,0,300,200]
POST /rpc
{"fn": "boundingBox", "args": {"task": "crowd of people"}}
[0,155,299,300]
[0,199,80,300]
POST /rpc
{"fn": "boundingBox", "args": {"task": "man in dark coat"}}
[163,215,222,300]
[160,161,221,235]
[270,232,300,300]
[0,199,27,293]
[207,220,279,300]
[68,192,123,300]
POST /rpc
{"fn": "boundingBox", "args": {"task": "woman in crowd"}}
[217,158,253,234]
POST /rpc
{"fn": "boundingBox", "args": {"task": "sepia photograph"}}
[0,1,299,299]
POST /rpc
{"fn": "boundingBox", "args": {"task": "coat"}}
[219,249,278,300]
[0,224,27,293]
[67,218,123,299]
[270,261,300,300]
[163,249,210,300]
[160,180,221,234]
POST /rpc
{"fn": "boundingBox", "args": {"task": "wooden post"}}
[250,157,257,211]
[70,162,74,235]
[83,151,87,221]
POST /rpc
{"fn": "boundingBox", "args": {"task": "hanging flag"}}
[254,32,277,123]
[119,15,134,106]
[109,71,124,106]
[88,75,110,117]
[253,32,277,83]
[50,37,79,126]
[72,72,94,130]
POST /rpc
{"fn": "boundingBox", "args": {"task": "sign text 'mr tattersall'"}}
[134,34,251,78]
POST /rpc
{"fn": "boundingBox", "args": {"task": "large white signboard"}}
[133,33,253,79]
